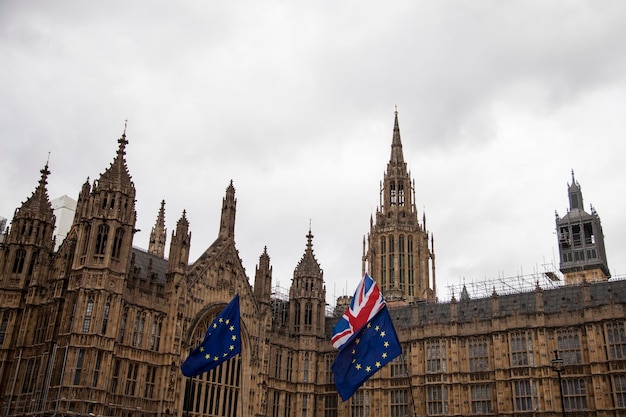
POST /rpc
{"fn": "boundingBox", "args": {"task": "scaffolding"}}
[444,263,564,302]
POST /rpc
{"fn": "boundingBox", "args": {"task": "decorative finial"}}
[46,151,51,165]
[123,119,128,136]
[394,104,398,114]
[306,222,314,250]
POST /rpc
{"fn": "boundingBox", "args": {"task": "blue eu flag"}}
[181,294,241,377]
[331,306,402,401]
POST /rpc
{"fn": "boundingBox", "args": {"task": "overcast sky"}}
[2,1,625,305]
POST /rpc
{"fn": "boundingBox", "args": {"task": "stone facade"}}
[0,114,625,417]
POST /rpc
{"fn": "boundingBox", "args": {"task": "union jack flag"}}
[331,273,385,350]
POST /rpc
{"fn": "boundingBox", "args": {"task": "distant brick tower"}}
[556,171,610,284]
[363,109,435,302]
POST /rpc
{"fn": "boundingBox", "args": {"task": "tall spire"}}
[294,225,320,276]
[390,107,405,166]
[381,109,413,214]
[366,109,435,303]
[18,162,54,220]
[97,123,134,195]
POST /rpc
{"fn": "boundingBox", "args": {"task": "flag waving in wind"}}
[331,273,385,349]
[331,273,401,400]
[181,294,241,378]
[331,306,402,400]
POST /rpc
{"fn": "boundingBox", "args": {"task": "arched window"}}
[74,349,84,385]
[101,303,110,335]
[12,249,26,273]
[119,310,127,343]
[27,251,38,276]
[399,235,405,289]
[112,228,124,259]
[83,299,94,332]
[293,301,301,332]
[407,236,415,296]
[380,237,387,284]
[303,355,310,382]
[132,313,146,348]
[305,303,313,327]
[81,225,91,256]
[0,316,8,346]
[150,319,162,351]
[390,182,396,205]
[138,317,145,347]
[95,224,109,255]
[389,235,395,284]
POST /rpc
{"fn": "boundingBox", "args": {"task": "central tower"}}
[363,110,435,302]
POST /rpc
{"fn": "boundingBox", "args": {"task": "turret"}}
[148,200,167,258]
[218,181,236,240]
[167,211,191,276]
[556,171,609,284]
[0,162,56,288]
[70,127,137,274]
[254,246,273,305]
[289,227,326,338]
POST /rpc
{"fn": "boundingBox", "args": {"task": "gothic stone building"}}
[1,113,625,417]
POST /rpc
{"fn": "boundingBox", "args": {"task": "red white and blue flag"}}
[331,273,385,350]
